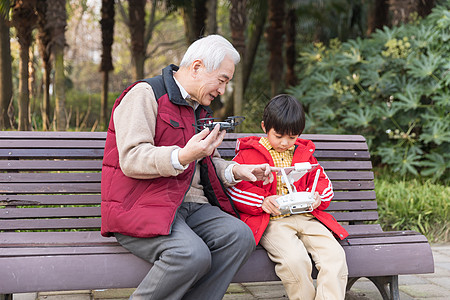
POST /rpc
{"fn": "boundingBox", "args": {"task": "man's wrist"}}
[171,148,189,170]
[225,163,242,184]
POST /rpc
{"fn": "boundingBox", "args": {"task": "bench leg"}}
[367,275,399,300]
[346,276,399,300]
[0,294,12,300]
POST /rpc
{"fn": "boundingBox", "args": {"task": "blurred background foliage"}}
[288,3,449,183]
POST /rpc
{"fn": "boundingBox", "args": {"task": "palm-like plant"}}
[99,0,115,130]
[0,0,13,129]
[11,0,38,130]
[267,0,285,97]
[230,0,247,119]
[46,0,67,130]
[36,0,51,130]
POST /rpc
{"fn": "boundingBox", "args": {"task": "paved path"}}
[13,243,450,300]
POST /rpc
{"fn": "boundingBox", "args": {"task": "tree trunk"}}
[18,38,30,130]
[36,0,52,130]
[267,0,286,97]
[205,0,217,34]
[230,0,247,120]
[12,1,37,130]
[42,64,51,130]
[417,0,435,18]
[182,0,207,44]
[243,1,267,93]
[0,14,12,130]
[100,0,115,130]
[389,0,436,26]
[285,7,297,88]
[101,71,109,130]
[367,0,390,35]
[53,44,66,131]
[47,0,67,130]
[129,0,145,80]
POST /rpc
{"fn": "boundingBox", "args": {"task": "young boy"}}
[227,94,349,300]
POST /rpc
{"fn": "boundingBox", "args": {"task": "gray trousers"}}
[115,202,255,300]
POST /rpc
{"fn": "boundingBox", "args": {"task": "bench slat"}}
[0,218,101,230]
[319,160,373,170]
[0,140,105,149]
[0,202,378,220]
[0,231,111,245]
[330,211,379,222]
[0,131,107,139]
[0,160,103,170]
[330,181,375,190]
[224,133,367,142]
[326,201,378,211]
[0,172,373,183]
[219,140,368,150]
[333,190,376,200]
[218,149,371,160]
[0,195,101,206]
[0,192,377,207]
[0,173,101,183]
[0,213,378,231]
[0,207,100,219]
[0,183,100,194]
[0,182,374,194]
[0,149,104,159]
[0,246,129,257]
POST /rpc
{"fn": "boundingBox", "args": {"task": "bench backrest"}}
[0,132,378,233]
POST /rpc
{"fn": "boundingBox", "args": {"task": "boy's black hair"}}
[262,94,305,136]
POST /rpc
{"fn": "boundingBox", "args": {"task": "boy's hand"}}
[312,192,321,210]
[232,163,274,185]
[262,195,281,215]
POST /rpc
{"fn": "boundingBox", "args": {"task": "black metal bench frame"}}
[0,131,434,300]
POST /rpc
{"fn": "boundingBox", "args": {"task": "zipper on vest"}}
[168,105,198,234]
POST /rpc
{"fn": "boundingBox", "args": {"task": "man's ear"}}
[261,121,266,133]
[191,59,203,77]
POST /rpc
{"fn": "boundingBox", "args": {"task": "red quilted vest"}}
[101,65,238,238]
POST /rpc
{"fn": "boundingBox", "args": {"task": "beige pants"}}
[260,214,348,300]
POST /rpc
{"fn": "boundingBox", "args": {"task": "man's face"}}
[191,56,235,106]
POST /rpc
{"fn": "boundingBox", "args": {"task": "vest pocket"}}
[155,112,187,147]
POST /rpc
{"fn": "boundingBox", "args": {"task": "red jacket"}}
[101,65,237,238]
[227,136,348,244]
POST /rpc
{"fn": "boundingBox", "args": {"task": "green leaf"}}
[432,91,450,107]
[407,53,441,78]
[394,87,421,110]
[419,152,450,179]
[399,152,422,176]
[420,118,450,145]
[341,107,375,128]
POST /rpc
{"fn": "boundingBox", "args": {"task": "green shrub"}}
[289,2,450,183]
[374,167,450,243]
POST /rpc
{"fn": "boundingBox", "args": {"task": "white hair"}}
[179,35,240,72]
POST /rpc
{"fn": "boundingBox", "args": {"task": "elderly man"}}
[101,35,274,300]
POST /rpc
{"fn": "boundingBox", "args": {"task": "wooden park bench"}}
[0,131,434,300]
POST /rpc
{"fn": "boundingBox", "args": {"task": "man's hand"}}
[178,124,226,165]
[232,163,275,185]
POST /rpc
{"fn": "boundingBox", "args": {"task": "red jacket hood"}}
[235,136,317,163]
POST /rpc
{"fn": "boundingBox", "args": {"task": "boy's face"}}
[262,122,299,153]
